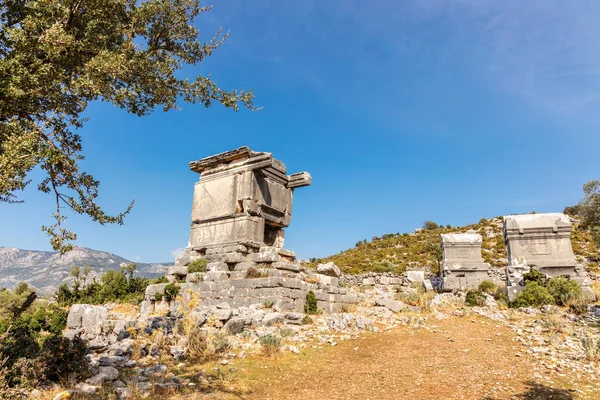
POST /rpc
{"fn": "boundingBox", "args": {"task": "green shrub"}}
[301,315,313,324]
[259,334,282,356]
[592,226,600,250]
[246,267,267,279]
[187,258,207,273]
[523,268,546,285]
[422,221,440,231]
[546,277,583,306]
[478,280,498,295]
[55,265,153,306]
[512,282,555,308]
[304,290,318,315]
[163,283,180,302]
[465,290,486,307]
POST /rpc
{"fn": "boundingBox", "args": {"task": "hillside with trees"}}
[308,215,600,276]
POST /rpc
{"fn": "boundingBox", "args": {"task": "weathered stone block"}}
[253,246,280,263]
[362,278,375,286]
[144,283,169,301]
[166,265,188,276]
[206,262,229,272]
[204,271,228,282]
[273,262,301,272]
[317,262,341,277]
[186,272,204,283]
[406,270,425,283]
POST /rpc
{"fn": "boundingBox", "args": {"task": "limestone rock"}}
[52,391,74,400]
[66,304,108,335]
[406,270,425,283]
[273,262,301,272]
[262,312,284,326]
[115,388,132,400]
[317,262,341,277]
[75,383,98,395]
[253,247,280,263]
[170,346,185,360]
[375,298,407,313]
[206,261,229,272]
[223,317,250,334]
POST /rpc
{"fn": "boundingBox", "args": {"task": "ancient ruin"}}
[142,147,357,314]
[503,213,591,300]
[440,233,492,291]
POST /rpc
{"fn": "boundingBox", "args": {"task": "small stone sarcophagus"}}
[441,233,491,291]
[503,213,589,300]
[183,146,311,262]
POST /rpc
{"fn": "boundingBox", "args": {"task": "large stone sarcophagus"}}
[503,213,591,301]
[182,146,311,263]
[440,233,491,291]
[140,147,357,315]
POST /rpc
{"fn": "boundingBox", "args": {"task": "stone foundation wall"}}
[142,276,357,315]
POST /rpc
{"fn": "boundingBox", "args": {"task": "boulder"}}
[422,279,434,291]
[375,298,407,313]
[169,346,185,360]
[75,383,98,395]
[262,312,284,326]
[223,317,250,334]
[317,262,341,277]
[98,366,119,381]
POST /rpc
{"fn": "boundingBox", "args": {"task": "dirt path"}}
[220,315,581,400]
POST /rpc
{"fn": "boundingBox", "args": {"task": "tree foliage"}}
[577,180,600,228]
[0,0,256,253]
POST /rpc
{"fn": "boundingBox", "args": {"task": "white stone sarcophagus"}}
[440,233,491,291]
[183,146,311,262]
[140,147,359,315]
[503,213,590,301]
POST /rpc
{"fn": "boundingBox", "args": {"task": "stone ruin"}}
[440,233,492,291]
[503,213,592,301]
[142,147,357,314]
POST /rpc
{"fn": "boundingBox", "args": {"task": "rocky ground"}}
[34,282,600,400]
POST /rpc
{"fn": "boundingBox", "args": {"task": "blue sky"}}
[2,1,600,262]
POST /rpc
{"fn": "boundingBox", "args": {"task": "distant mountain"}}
[0,246,172,295]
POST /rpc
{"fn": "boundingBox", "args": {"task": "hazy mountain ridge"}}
[0,246,172,294]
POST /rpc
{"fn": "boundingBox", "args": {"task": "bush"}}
[465,290,486,307]
[186,330,230,362]
[478,280,498,295]
[592,226,600,250]
[546,277,583,306]
[163,283,180,302]
[422,221,440,231]
[55,265,155,306]
[246,267,267,279]
[513,282,555,308]
[304,290,318,315]
[187,258,207,273]
[259,334,282,356]
[0,287,85,390]
[523,268,546,285]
